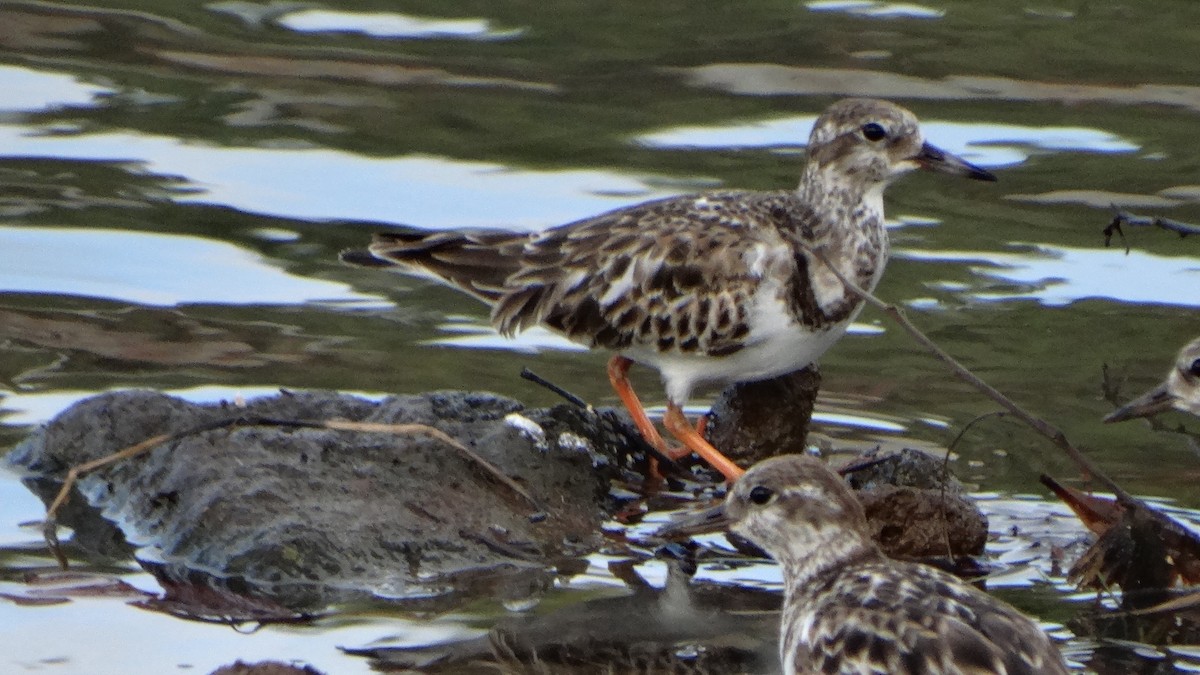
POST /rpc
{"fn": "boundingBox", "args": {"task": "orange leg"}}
[663,403,745,482]
[607,355,668,453]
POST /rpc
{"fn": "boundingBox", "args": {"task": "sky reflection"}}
[637,116,1138,168]
[901,244,1200,307]
[272,8,523,40]
[0,226,370,306]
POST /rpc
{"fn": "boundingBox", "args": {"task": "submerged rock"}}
[6,386,990,617]
[842,447,987,558]
[210,661,325,675]
[703,366,820,468]
[7,389,630,608]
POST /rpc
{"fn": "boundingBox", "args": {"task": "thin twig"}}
[42,415,245,568]
[946,411,1011,459]
[43,432,173,568]
[319,419,544,510]
[941,411,1010,559]
[520,367,590,409]
[1104,206,1200,252]
[43,415,543,568]
[520,367,684,477]
[804,247,1137,504]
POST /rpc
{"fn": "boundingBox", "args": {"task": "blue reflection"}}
[900,245,1200,307]
[0,226,373,306]
[637,116,1137,169]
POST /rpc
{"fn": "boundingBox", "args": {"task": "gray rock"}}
[7,389,630,608]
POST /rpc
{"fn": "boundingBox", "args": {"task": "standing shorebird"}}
[661,455,1071,674]
[342,98,995,481]
[1105,336,1200,423]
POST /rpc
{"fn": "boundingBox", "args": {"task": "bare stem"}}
[806,247,1136,504]
[1104,206,1200,252]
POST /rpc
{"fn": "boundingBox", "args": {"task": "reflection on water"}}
[680,63,1200,113]
[0,386,298,425]
[805,1,946,20]
[425,316,588,353]
[0,124,668,226]
[901,245,1200,308]
[268,8,525,41]
[638,116,1138,168]
[0,65,110,111]
[0,226,369,305]
[2,0,1200,671]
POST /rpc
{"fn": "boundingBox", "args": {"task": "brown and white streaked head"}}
[720,455,880,578]
[1105,336,1200,422]
[661,455,881,583]
[801,98,994,203]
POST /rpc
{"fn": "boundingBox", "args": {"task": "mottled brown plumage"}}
[1105,336,1200,423]
[343,98,994,480]
[663,455,1071,675]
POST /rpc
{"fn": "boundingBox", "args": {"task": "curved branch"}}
[805,246,1137,504]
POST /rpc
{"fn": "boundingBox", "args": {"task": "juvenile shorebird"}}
[1105,336,1200,423]
[661,455,1070,674]
[342,98,995,481]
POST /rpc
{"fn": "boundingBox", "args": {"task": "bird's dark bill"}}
[1104,382,1176,423]
[914,142,996,181]
[656,502,730,538]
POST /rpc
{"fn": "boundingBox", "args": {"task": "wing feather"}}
[492,191,800,353]
[793,564,1069,674]
[343,191,811,355]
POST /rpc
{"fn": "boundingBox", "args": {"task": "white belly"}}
[623,277,862,404]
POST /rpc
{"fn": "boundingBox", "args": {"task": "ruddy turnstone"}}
[342,98,995,481]
[661,455,1070,675]
[1105,336,1200,422]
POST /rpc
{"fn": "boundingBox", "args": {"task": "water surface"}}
[3,1,1200,672]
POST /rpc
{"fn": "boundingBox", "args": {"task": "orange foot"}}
[606,355,743,482]
[662,402,743,481]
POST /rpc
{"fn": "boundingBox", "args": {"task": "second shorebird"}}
[343,98,995,481]
[1105,336,1200,422]
[661,455,1071,674]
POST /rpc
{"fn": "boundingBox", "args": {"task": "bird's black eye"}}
[1188,358,1200,377]
[748,485,775,505]
[861,123,887,142]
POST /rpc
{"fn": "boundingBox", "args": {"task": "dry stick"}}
[1103,207,1200,252]
[318,419,543,510]
[938,410,1011,559]
[520,366,684,475]
[520,367,590,409]
[42,415,542,569]
[43,432,173,569]
[805,247,1137,505]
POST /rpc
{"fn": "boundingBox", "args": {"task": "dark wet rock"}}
[6,389,632,608]
[857,484,987,558]
[703,366,820,468]
[841,446,965,494]
[210,661,324,675]
[841,448,986,558]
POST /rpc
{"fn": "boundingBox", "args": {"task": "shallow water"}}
[2,1,1200,672]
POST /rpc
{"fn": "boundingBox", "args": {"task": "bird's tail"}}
[340,230,529,304]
